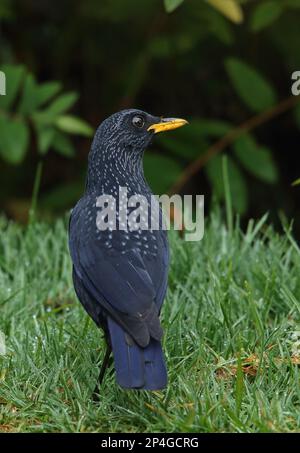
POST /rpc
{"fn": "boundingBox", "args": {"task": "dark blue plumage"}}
[68,109,187,392]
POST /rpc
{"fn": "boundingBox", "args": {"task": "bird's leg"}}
[92,344,112,401]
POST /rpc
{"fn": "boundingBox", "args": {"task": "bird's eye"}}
[132,115,145,129]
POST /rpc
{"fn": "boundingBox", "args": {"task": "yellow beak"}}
[147,118,188,134]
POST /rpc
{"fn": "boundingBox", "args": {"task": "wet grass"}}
[0,208,300,432]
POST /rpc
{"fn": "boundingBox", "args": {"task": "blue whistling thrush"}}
[68,109,188,394]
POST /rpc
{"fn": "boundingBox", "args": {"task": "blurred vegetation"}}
[0,64,93,162]
[0,0,300,233]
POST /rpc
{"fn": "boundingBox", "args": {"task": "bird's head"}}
[87,109,188,191]
[92,109,188,156]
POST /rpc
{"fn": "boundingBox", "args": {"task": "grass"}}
[0,208,300,433]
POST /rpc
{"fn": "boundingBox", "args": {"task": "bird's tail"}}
[107,316,167,390]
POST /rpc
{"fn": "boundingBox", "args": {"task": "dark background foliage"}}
[0,0,300,235]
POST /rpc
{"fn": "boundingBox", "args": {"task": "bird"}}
[68,109,188,396]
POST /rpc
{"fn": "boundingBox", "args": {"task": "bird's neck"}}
[85,144,149,196]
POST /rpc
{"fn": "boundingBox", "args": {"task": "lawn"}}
[0,209,300,433]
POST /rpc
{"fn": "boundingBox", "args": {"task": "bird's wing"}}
[69,202,168,346]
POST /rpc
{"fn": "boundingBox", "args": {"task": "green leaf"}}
[292,178,300,186]
[207,9,235,45]
[157,134,207,160]
[233,134,278,183]
[206,155,225,198]
[190,118,232,137]
[163,0,184,13]
[206,0,244,24]
[47,92,78,115]
[205,154,248,214]
[55,115,93,137]
[31,92,79,126]
[156,118,231,160]
[0,117,29,164]
[156,121,207,160]
[52,131,75,157]
[144,153,182,193]
[31,110,58,127]
[19,75,61,114]
[35,81,62,107]
[225,160,248,214]
[158,135,207,160]
[225,58,277,112]
[250,1,283,32]
[0,64,25,110]
[18,72,37,114]
[35,125,56,155]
